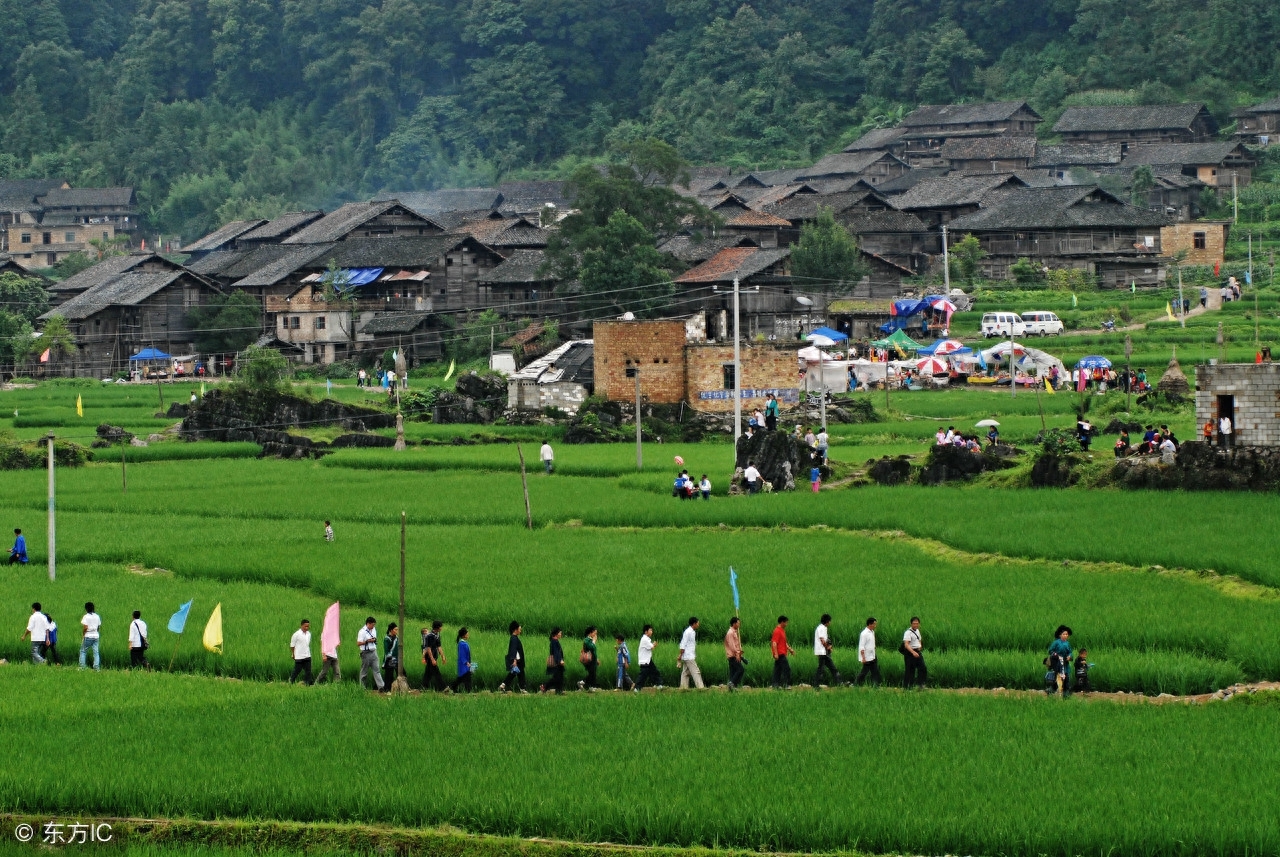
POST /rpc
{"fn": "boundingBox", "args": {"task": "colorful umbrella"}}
[916,356,950,374]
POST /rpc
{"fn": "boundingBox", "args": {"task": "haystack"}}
[1157,346,1190,396]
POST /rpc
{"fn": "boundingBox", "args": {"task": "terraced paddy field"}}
[0,380,1275,856]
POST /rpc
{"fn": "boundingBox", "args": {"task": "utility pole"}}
[391,511,408,693]
[1233,172,1239,224]
[1249,233,1253,286]
[1177,266,1186,329]
[46,432,55,582]
[1125,334,1133,413]
[732,276,741,441]
[942,225,951,293]
[633,366,643,472]
[1009,322,1016,399]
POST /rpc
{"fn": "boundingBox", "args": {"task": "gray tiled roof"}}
[886,174,1027,210]
[1240,96,1280,114]
[184,219,267,253]
[1052,104,1211,133]
[947,186,1168,231]
[873,168,950,194]
[237,211,324,243]
[1030,144,1123,168]
[358,312,435,335]
[38,187,136,208]
[795,151,900,180]
[230,244,334,286]
[48,254,160,293]
[842,127,907,152]
[304,235,470,269]
[481,249,556,284]
[766,189,888,222]
[839,211,930,234]
[657,234,757,264]
[902,101,1039,127]
[41,270,186,320]
[283,201,440,244]
[1120,143,1252,166]
[0,179,64,212]
[379,188,503,216]
[940,137,1037,161]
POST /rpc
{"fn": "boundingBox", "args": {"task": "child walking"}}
[615,632,632,690]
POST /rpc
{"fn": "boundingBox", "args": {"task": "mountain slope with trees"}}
[1,0,1277,240]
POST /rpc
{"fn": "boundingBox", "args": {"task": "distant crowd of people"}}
[18,602,1092,696]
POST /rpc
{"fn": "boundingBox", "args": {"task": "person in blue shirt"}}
[8,528,27,564]
[451,627,473,693]
[1046,625,1074,696]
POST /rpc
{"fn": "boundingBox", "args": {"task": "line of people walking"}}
[295,613,937,693]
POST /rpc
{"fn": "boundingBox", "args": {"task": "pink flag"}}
[38,348,50,363]
[321,601,340,658]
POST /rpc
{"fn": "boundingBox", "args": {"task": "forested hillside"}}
[2,0,1278,241]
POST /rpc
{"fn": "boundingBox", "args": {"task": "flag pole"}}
[168,633,182,672]
[392,510,409,693]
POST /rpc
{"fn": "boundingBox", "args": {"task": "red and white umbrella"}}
[984,341,1027,358]
[929,298,958,313]
[931,338,968,354]
[916,356,950,374]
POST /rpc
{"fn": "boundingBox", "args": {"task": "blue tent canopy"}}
[806,326,848,342]
[1076,355,1112,369]
[129,348,172,361]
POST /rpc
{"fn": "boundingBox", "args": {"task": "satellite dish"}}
[794,295,813,306]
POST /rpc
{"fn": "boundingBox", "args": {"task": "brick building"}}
[1195,363,1280,447]
[1161,221,1230,268]
[592,319,800,412]
[593,320,687,404]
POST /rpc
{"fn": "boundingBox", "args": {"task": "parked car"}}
[980,312,1026,338]
[1020,311,1064,336]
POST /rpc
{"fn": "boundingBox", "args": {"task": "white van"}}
[980,312,1026,338]
[1021,311,1064,336]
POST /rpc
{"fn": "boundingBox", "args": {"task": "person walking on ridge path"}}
[814,614,840,686]
[357,616,384,691]
[855,617,880,686]
[725,617,745,689]
[289,618,314,685]
[500,621,526,693]
[678,617,704,688]
[771,616,795,689]
[902,617,925,690]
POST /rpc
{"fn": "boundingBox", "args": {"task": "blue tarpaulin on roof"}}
[890,295,948,318]
[129,348,172,361]
[342,268,384,287]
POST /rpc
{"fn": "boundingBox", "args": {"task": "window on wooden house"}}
[19,233,30,243]
[315,316,326,330]
[290,316,300,329]
[42,232,51,244]
[64,232,75,243]
[1193,232,1207,249]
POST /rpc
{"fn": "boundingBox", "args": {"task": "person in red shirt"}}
[770,616,795,690]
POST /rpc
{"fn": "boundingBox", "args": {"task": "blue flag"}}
[168,600,193,634]
[1246,270,1252,285]
[327,379,333,395]
[729,567,740,613]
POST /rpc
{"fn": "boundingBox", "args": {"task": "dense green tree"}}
[186,291,262,353]
[950,234,987,286]
[576,209,677,318]
[789,208,866,291]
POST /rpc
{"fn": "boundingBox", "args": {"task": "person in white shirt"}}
[902,616,925,690]
[678,617,704,689]
[636,624,660,689]
[743,462,762,494]
[814,614,840,686]
[80,602,102,670]
[20,602,48,664]
[1219,416,1233,449]
[855,617,880,686]
[699,475,712,500]
[816,429,829,463]
[1159,436,1177,464]
[128,610,150,671]
[935,429,946,445]
[289,618,314,685]
[357,617,385,690]
[540,440,555,474]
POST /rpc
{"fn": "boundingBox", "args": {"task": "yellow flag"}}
[1044,377,1055,395]
[203,603,223,654]
[1166,301,1175,321]
[443,359,456,382]
[76,395,83,417]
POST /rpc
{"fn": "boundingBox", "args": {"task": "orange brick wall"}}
[1161,222,1229,268]
[686,344,800,412]
[593,321,687,404]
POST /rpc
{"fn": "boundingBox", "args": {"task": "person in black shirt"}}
[421,620,445,691]
[541,627,565,694]
[500,620,527,693]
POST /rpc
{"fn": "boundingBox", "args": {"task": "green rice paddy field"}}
[0,379,1277,856]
